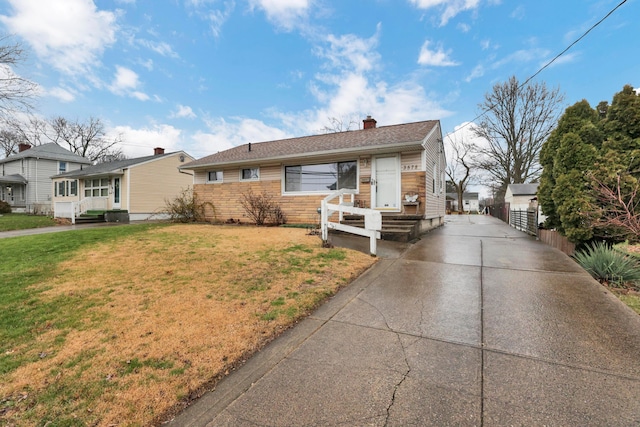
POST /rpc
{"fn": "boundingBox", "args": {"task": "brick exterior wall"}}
[194,169,427,225]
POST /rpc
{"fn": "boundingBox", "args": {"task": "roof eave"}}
[181,140,426,170]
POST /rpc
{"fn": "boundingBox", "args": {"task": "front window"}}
[84,178,109,197]
[55,180,77,197]
[207,171,223,182]
[59,161,67,173]
[285,161,357,193]
[241,168,259,181]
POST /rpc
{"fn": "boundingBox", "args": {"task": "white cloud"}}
[465,64,485,82]
[109,124,183,158]
[109,66,149,100]
[0,0,117,75]
[248,0,311,31]
[457,22,471,32]
[48,86,76,102]
[408,0,481,26]
[492,47,550,69]
[208,2,235,38]
[185,0,235,38]
[418,40,460,66]
[170,104,197,119]
[195,116,291,153]
[510,5,525,19]
[136,39,179,58]
[315,25,381,74]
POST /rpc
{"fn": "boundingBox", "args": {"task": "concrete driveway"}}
[169,214,640,426]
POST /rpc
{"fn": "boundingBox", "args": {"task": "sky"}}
[0,0,638,164]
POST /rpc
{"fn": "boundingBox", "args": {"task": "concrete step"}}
[75,213,105,224]
[338,214,422,243]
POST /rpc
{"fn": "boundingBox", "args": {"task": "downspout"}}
[126,168,131,212]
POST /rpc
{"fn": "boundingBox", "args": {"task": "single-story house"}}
[504,182,546,229]
[0,143,91,214]
[505,183,539,211]
[180,116,447,229]
[52,148,195,221]
[446,192,479,213]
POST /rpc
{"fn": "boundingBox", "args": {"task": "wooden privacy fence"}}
[538,229,576,256]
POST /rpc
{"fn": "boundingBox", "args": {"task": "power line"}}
[447,0,628,137]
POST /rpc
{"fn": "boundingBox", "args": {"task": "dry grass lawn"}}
[1,224,376,426]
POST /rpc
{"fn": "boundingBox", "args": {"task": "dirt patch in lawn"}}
[1,225,376,426]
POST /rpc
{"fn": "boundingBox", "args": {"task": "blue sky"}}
[0,0,637,160]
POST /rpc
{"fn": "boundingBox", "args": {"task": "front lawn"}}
[0,224,376,426]
[0,213,57,232]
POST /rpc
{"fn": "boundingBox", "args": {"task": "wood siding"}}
[423,125,446,220]
[128,153,194,214]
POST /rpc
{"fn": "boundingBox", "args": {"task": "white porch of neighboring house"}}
[0,175,27,211]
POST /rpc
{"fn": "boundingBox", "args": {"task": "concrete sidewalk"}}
[169,215,640,426]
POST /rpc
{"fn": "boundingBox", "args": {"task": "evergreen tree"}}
[538,85,640,243]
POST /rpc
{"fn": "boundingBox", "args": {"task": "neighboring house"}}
[504,183,546,230]
[52,148,195,221]
[180,117,447,229]
[505,183,539,211]
[446,192,479,213]
[0,143,91,214]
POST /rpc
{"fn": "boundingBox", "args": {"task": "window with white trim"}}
[284,161,357,193]
[84,178,109,197]
[55,180,78,197]
[58,161,67,174]
[241,167,259,181]
[207,171,223,182]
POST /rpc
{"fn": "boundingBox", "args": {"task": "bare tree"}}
[320,115,361,133]
[473,76,564,201]
[590,172,640,243]
[0,35,38,117]
[0,128,22,158]
[445,133,475,213]
[49,116,124,163]
[5,115,49,147]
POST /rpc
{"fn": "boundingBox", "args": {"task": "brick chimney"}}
[154,147,165,155]
[363,116,377,130]
[18,143,31,152]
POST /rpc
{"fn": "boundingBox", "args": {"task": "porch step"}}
[75,212,106,224]
[339,214,422,242]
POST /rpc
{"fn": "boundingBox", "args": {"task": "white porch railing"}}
[320,189,382,256]
[54,197,108,224]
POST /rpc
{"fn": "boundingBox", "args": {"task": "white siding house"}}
[0,143,91,214]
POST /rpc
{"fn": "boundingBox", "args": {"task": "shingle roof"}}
[0,143,91,165]
[54,152,184,179]
[0,174,27,184]
[183,120,440,169]
[507,183,539,196]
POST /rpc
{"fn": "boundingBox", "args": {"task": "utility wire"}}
[448,0,628,136]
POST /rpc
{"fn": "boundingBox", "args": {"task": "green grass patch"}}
[0,223,167,375]
[610,289,640,315]
[0,213,57,231]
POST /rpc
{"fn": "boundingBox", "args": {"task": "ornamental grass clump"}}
[574,241,640,289]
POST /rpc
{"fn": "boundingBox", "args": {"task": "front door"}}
[113,178,121,209]
[372,155,399,210]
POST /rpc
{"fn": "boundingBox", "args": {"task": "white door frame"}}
[112,177,121,209]
[371,154,401,211]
